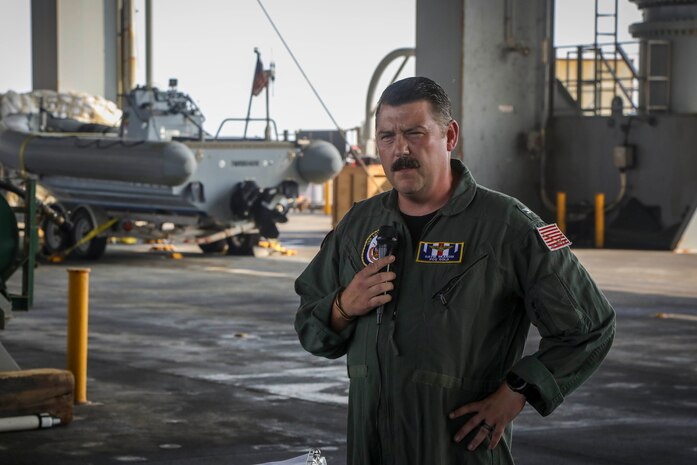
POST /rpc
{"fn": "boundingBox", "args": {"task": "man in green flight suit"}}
[294,77,615,465]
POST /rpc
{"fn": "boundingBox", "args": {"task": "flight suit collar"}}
[381,158,477,216]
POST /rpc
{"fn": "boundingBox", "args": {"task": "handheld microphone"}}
[375,225,400,324]
[376,225,399,262]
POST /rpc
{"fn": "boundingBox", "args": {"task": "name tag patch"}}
[416,241,464,263]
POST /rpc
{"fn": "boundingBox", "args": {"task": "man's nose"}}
[394,134,410,156]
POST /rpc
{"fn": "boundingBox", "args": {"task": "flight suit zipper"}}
[391,213,441,323]
[375,308,399,465]
[433,272,467,307]
[381,214,439,464]
[380,218,410,465]
[375,320,384,464]
[432,253,489,308]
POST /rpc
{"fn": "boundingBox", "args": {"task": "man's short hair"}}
[376,77,453,129]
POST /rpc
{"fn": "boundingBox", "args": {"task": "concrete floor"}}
[1,212,696,465]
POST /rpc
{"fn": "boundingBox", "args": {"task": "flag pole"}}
[243,48,260,140]
[264,62,275,141]
[264,75,270,140]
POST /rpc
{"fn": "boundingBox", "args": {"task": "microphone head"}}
[376,225,400,258]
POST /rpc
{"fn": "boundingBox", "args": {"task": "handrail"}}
[555,42,640,115]
[362,47,415,151]
[214,117,279,140]
[617,45,639,80]
[597,49,638,111]
[555,40,639,50]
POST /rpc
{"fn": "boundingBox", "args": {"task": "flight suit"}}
[295,159,616,465]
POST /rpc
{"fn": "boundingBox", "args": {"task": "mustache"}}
[391,157,421,172]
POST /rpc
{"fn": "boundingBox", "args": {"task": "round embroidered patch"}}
[361,229,380,266]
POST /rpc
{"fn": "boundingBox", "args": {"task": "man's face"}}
[376,100,458,201]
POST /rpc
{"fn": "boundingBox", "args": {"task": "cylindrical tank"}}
[629,0,697,114]
[296,140,344,184]
[0,130,196,186]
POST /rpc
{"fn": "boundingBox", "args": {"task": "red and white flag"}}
[536,224,572,251]
[251,56,269,96]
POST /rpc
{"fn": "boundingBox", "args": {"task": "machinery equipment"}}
[0,82,344,259]
[0,178,38,330]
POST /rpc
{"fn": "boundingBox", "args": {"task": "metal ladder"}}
[557,1,641,116]
[586,0,639,115]
[594,0,620,113]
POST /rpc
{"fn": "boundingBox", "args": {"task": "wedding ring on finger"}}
[481,422,494,433]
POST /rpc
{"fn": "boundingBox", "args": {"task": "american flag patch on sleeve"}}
[536,224,572,251]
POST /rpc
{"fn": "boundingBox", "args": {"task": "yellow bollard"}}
[67,268,90,404]
[595,193,605,249]
[556,191,567,234]
[324,181,332,216]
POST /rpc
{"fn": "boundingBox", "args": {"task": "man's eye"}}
[380,134,394,141]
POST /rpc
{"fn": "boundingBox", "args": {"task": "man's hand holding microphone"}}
[330,226,399,331]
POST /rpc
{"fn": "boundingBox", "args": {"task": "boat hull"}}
[0,130,196,186]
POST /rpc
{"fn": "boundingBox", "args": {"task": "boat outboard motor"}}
[230,180,297,239]
[229,180,261,220]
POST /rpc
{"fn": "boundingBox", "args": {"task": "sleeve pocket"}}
[525,272,588,336]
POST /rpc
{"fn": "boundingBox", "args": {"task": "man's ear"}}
[446,120,459,151]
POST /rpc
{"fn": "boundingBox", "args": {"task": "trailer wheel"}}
[71,208,107,259]
[226,233,258,256]
[42,204,71,256]
[198,239,227,254]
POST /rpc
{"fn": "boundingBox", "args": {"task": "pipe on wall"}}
[361,48,416,156]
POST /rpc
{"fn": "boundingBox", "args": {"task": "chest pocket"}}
[432,252,489,310]
[431,246,490,311]
[418,246,497,376]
